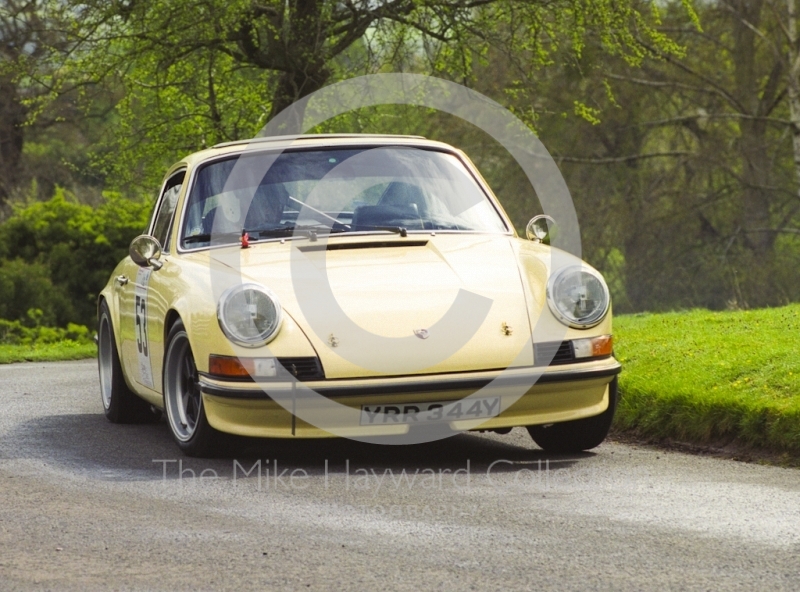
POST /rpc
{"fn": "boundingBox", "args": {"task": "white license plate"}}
[360,397,501,425]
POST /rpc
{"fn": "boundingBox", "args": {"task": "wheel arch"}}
[161,296,223,376]
[97,293,123,354]
[162,308,185,366]
[164,309,182,343]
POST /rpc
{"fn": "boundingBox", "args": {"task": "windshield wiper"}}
[287,196,351,228]
[358,225,408,237]
[185,223,406,246]
[182,232,240,244]
[248,224,349,242]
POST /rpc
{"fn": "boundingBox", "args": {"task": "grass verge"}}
[0,341,96,364]
[614,304,800,454]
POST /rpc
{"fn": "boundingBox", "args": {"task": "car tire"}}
[98,300,161,423]
[163,319,220,457]
[527,377,618,453]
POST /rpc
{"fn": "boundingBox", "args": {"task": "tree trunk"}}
[787,0,800,213]
[731,0,775,257]
[268,65,331,133]
[0,75,25,213]
[265,0,332,133]
[739,119,774,254]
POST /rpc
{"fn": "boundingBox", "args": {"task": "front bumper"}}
[199,357,621,438]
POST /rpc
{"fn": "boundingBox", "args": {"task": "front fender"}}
[163,259,322,376]
[98,258,136,355]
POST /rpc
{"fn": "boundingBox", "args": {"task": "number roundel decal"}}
[134,267,154,389]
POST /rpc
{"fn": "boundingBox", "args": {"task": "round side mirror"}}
[130,235,163,268]
[526,215,556,244]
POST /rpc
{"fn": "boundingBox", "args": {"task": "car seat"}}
[377,182,429,218]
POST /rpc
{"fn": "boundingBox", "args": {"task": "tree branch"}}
[631,113,791,128]
[556,151,692,165]
[745,227,800,235]
[637,39,747,113]
[606,73,737,99]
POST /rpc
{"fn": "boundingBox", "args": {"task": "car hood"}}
[210,234,537,379]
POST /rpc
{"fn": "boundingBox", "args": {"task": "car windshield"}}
[180,146,508,249]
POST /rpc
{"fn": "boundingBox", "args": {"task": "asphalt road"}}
[1,360,799,591]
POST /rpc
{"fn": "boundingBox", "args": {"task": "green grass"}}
[614,304,800,453]
[0,341,97,364]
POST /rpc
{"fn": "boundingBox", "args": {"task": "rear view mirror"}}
[526,215,556,245]
[129,235,163,270]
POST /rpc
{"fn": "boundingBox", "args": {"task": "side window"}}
[151,171,186,252]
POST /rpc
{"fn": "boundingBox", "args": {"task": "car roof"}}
[178,134,459,168]
[211,133,427,149]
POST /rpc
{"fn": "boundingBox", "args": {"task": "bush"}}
[0,313,93,346]
[0,259,75,324]
[0,187,151,326]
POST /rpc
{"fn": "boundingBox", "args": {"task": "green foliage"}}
[0,315,92,346]
[0,341,96,364]
[0,304,94,364]
[615,305,800,453]
[573,100,601,125]
[95,46,272,191]
[481,0,800,311]
[69,0,690,193]
[0,187,151,325]
[0,259,71,324]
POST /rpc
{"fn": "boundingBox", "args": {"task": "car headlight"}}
[546,265,610,328]
[217,283,283,347]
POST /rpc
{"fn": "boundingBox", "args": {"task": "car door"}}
[119,170,185,394]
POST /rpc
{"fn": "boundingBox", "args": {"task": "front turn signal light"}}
[209,355,278,378]
[572,335,613,359]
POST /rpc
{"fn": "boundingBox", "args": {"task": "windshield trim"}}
[175,144,512,254]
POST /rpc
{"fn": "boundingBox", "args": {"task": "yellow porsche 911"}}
[97,134,620,456]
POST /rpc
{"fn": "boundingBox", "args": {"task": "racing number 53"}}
[135,295,148,357]
[133,267,155,389]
